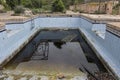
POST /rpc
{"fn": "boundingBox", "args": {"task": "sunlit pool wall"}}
[80,17,120,79]
[0,31,6,50]
[35,17,81,28]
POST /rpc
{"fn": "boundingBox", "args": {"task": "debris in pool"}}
[71,76,88,80]
[62,34,77,42]
[88,72,115,80]
[57,73,65,79]
[53,42,66,49]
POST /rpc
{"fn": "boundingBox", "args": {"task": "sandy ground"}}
[107,22,120,29]
[81,13,120,20]
[0,22,5,30]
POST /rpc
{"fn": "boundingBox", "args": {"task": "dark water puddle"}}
[53,42,66,49]
[4,29,107,74]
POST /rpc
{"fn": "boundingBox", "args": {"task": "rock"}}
[5,76,14,80]
[24,8,33,16]
[29,75,39,80]
[19,77,27,80]
[57,73,65,79]
[40,76,48,80]
[0,75,6,79]
[71,76,88,80]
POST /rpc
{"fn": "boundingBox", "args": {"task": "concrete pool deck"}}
[81,13,120,22]
[106,22,120,37]
[0,13,120,32]
[0,22,5,31]
[107,22,120,31]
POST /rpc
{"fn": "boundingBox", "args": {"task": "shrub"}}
[112,9,119,15]
[21,0,42,9]
[93,10,106,14]
[42,5,51,11]
[79,10,84,13]
[14,5,25,14]
[6,0,16,9]
[32,9,40,15]
[0,9,7,13]
[52,0,65,12]
[21,0,33,8]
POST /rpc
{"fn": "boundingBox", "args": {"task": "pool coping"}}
[0,14,118,37]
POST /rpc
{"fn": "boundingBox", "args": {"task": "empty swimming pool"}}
[3,29,114,80]
[0,15,119,80]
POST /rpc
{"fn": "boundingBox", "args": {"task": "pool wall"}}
[0,16,120,79]
[80,17,120,79]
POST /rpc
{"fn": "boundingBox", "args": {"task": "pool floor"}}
[14,42,98,74]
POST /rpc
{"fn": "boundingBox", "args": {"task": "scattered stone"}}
[88,72,115,80]
[40,76,49,80]
[5,76,14,80]
[57,73,65,79]
[19,77,27,80]
[71,76,88,80]
[49,76,56,80]
[24,8,33,16]
[0,75,7,80]
[0,75,6,78]
[29,75,39,80]
[57,78,66,80]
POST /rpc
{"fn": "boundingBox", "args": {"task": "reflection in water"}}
[53,42,66,49]
[31,42,49,60]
